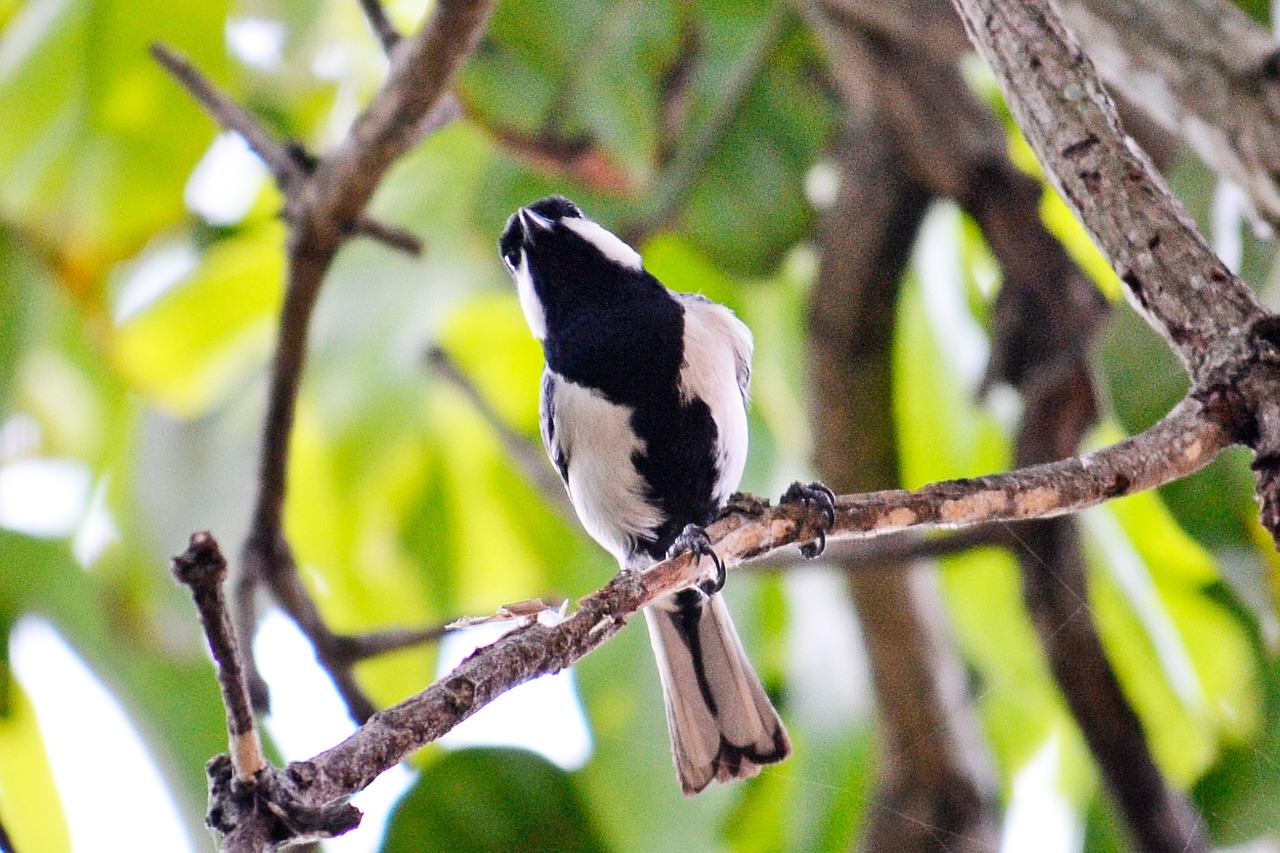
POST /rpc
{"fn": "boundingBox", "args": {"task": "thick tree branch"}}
[949,0,1280,546]
[806,3,1209,846]
[950,0,1266,377]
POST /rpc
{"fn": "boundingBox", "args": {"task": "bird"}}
[498,195,800,794]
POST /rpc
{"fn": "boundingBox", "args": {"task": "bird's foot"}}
[780,481,837,558]
[667,524,726,596]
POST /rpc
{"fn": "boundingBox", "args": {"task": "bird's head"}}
[498,196,645,340]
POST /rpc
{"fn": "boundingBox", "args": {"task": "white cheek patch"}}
[562,217,643,270]
[513,254,547,339]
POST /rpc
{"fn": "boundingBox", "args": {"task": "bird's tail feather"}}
[643,592,790,795]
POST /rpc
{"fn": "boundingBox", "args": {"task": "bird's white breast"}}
[545,374,664,565]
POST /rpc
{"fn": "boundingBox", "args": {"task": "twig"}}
[171,533,266,782]
[751,525,1011,569]
[347,215,423,255]
[185,398,1232,847]
[358,0,402,53]
[331,623,454,664]
[150,44,302,189]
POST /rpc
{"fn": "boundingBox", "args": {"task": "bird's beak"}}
[519,207,555,238]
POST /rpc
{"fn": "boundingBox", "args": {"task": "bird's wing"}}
[540,368,570,487]
[675,293,753,405]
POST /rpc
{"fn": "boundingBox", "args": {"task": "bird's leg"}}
[780,481,836,558]
[667,524,726,596]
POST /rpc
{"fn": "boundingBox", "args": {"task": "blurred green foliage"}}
[0,0,1278,850]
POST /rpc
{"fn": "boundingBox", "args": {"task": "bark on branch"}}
[948,0,1280,546]
[184,399,1233,847]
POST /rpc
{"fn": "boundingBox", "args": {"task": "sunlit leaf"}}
[0,232,39,409]
[0,0,230,275]
[894,247,1093,797]
[112,221,286,418]
[436,293,545,435]
[0,679,70,853]
[285,401,438,708]
[1194,656,1280,844]
[1084,428,1263,784]
[0,531,224,837]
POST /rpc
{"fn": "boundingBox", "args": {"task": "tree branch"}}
[948,0,1280,545]
[950,0,1265,377]
[358,0,402,53]
[149,0,499,724]
[201,400,1231,815]
[171,533,266,783]
[330,623,453,664]
[149,44,303,189]
[151,43,422,257]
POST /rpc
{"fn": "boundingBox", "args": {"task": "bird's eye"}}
[502,250,520,272]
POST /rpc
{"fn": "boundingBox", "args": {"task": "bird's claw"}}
[668,523,726,596]
[780,481,837,558]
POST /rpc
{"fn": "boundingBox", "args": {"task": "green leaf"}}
[462,0,677,181]
[463,0,836,276]
[0,0,231,270]
[1083,445,1263,785]
[1194,655,1280,843]
[383,748,607,853]
[284,401,438,708]
[672,8,836,275]
[893,235,1096,799]
[0,231,39,410]
[111,221,286,417]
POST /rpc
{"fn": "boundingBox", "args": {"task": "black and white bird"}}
[499,196,792,794]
